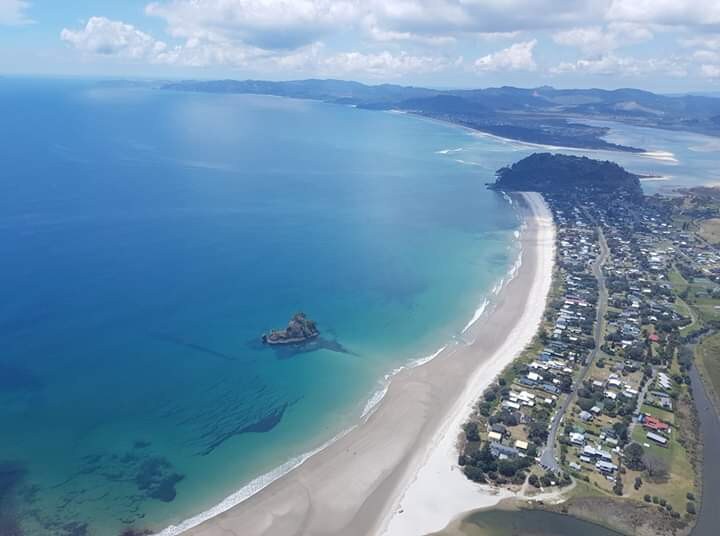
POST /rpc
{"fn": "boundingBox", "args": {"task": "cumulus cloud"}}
[146,0,357,50]
[606,0,720,28]
[61,17,170,60]
[322,50,451,77]
[553,23,652,56]
[368,0,606,37]
[681,35,720,51]
[701,64,720,78]
[0,0,31,25]
[54,0,720,82]
[474,40,537,72]
[552,54,687,77]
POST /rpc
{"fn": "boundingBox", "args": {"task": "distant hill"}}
[161,79,720,151]
[491,153,643,200]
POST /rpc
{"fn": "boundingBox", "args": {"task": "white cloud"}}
[606,0,720,27]
[694,50,720,63]
[146,0,357,50]
[681,35,720,50]
[322,50,451,77]
[368,0,607,37]
[61,17,170,60]
[552,54,687,77]
[0,0,31,25]
[474,40,537,72]
[701,64,720,78]
[553,23,652,55]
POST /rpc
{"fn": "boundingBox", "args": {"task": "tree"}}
[687,502,696,515]
[463,465,486,483]
[463,422,480,442]
[528,474,540,488]
[643,454,669,482]
[624,442,645,471]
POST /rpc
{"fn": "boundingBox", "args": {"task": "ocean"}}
[0,78,716,535]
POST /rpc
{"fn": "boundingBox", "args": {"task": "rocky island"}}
[262,313,319,345]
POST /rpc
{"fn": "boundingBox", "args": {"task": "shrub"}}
[644,494,651,502]
[652,496,659,504]
[463,465,486,483]
[464,422,480,442]
[687,492,695,501]
[529,474,540,488]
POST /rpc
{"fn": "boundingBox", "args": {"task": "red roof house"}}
[642,414,670,432]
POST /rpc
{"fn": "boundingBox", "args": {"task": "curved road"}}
[540,227,609,472]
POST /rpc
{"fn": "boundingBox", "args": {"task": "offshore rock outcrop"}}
[262,313,319,346]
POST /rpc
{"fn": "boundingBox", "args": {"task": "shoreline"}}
[161,191,556,536]
[396,110,682,167]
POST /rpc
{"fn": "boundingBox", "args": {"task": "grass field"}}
[696,332,720,412]
[627,424,694,511]
[698,218,720,245]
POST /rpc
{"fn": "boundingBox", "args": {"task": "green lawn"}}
[640,404,675,422]
[697,332,720,412]
[668,267,688,294]
[629,425,694,510]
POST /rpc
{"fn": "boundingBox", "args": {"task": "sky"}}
[2,0,720,92]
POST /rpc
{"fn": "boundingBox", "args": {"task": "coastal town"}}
[458,154,720,535]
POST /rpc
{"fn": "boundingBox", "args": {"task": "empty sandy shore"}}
[170,191,556,536]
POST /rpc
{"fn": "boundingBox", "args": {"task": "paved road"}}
[540,227,609,472]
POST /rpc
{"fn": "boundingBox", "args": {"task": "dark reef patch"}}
[198,402,289,456]
[250,336,356,360]
[132,440,151,450]
[149,332,238,361]
[0,364,43,392]
[134,457,184,503]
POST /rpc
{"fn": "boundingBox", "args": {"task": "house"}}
[490,442,519,459]
[596,460,618,474]
[642,415,670,433]
[646,432,668,446]
[491,423,507,435]
[579,410,593,422]
[488,431,503,442]
[514,440,529,451]
[569,432,586,446]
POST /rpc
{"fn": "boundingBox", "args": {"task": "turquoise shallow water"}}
[1,79,718,535]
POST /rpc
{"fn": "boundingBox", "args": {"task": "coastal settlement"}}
[457,153,717,536]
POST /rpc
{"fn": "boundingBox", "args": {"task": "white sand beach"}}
[168,191,556,536]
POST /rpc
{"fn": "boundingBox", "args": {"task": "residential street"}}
[540,227,609,472]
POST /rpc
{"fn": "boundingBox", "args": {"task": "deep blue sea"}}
[1,78,717,535]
